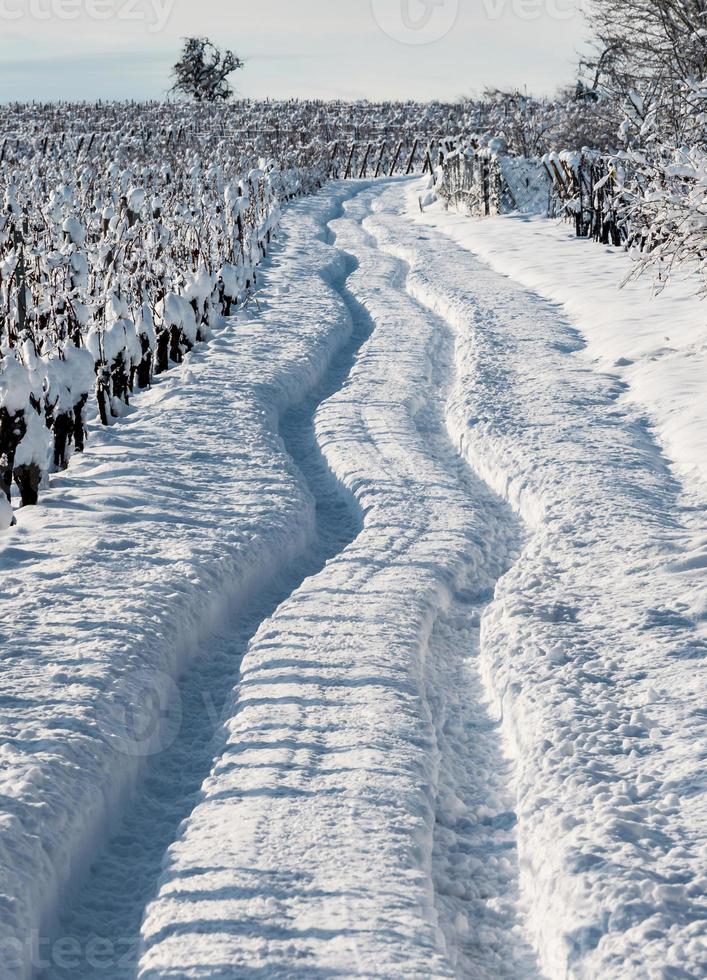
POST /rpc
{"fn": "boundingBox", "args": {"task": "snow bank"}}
[415,191,707,506]
[0,184,356,980]
[382,182,706,977]
[137,185,533,978]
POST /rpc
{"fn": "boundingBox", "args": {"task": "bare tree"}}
[580,0,707,144]
[576,1,707,295]
[171,37,244,103]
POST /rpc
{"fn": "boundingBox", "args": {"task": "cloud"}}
[0,0,587,102]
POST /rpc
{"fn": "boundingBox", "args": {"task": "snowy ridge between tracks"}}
[370,184,706,977]
[0,182,358,979]
[2,176,704,980]
[137,183,537,977]
[413,192,707,509]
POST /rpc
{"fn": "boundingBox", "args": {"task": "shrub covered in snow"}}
[439,140,705,296]
[437,139,552,217]
[0,98,481,524]
[573,0,707,290]
[539,144,706,295]
[619,145,707,292]
[0,117,313,518]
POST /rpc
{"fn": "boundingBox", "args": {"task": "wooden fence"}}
[329,139,458,179]
[542,154,627,246]
[437,147,633,241]
[436,150,515,216]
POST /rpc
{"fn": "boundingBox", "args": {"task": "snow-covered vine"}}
[0,128,316,527]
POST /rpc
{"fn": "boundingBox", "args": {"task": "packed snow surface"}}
[0,179,704,980]
[414,194,707,508]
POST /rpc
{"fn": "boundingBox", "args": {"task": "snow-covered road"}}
[1,180,704,979]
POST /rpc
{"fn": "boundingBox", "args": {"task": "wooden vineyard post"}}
[482,158,491,216]
[575,165,585,237]
[12,229,27,341]
[422,147,434,175]
[467,154,476,211]
[405,139,419,174]
[542,158,555,186]
[374,143,386,178]
[358,143,372,179]
[388,141,403,176]
[589,165,600,242]
[329,142,339,178]
[344,143,356,179]
[500,167,517,213]
[548,159,568,222]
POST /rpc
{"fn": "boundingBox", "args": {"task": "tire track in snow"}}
[346,191,539,977]
[38,187,374,980]
[329,194,538,976]
[317,201,536,975]
[371,185,707,977]
[136,183,539,979]
[407,302,537,979]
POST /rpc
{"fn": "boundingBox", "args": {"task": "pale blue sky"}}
[0,0,588,102]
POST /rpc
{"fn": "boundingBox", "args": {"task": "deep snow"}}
[0,178,704,980]
[414,192,707,509]
[0,184,357,979]
[404,184,707,977]
[138,184,534,979]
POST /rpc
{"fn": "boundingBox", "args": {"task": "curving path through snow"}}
[40,198,370,980]
[137,181,706,978]
[137,184,534,978]
[1,179,704,980]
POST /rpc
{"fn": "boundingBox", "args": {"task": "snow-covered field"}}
[413,196,707,509]
[0,178,705,979]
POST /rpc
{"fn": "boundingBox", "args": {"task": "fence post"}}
[358,143,372,179]
[14,229,27,339]
[343,143,356,179]
[374,142,386,178]
[404,139,419,174]
[329,141,339,178]
[388,141,403,176]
